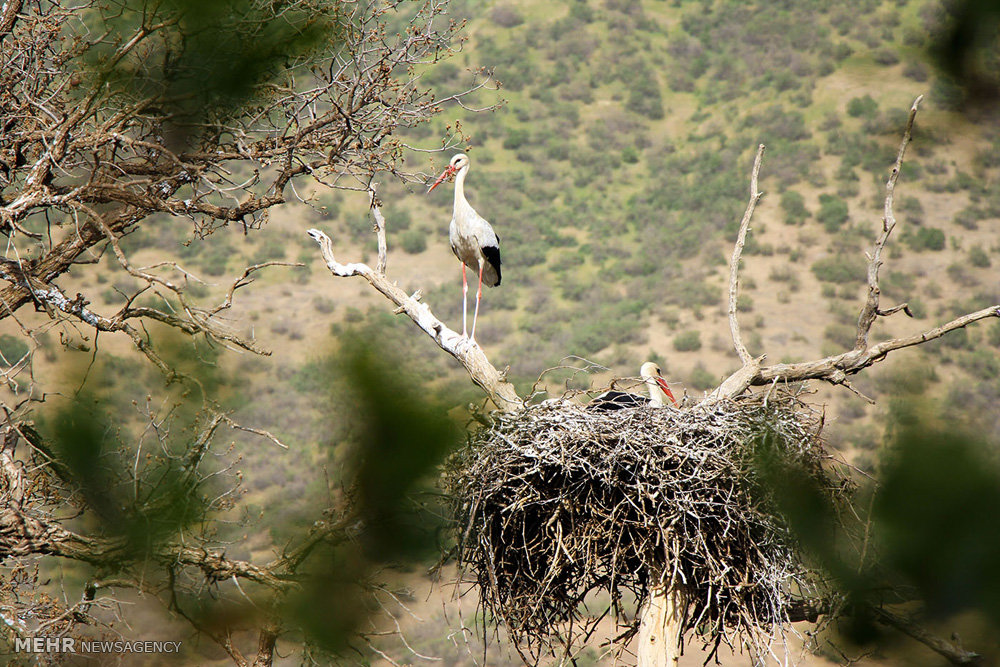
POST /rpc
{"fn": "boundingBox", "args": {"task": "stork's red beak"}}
[656,377,677,406]
[427,165,456,193]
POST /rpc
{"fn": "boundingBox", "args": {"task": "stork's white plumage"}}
[428,153,501,344]
[589,361,677,411]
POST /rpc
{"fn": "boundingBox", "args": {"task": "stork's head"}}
[427,153,470,193]
[640,361,677,407]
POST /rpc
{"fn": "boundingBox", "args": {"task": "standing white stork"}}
[427,153,501,344]
[589,361,678,411]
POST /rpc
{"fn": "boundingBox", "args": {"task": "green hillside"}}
[17,0,1000,663]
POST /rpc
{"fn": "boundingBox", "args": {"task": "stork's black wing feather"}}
[482,243,502,286]
[587,391,650,412]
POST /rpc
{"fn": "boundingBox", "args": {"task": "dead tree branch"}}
[728,143,766,366]
[709,144,767,402]
[370,188,389,276]
[709,97,1000,401]
[0,0,22,38]
[872,606,983,666]
[308,226,522,412]
[856,95,922,349]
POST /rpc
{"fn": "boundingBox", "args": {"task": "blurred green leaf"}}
[45,393,205,562]
[84,0,347,136]
[755,391,1000,655]
[930,0,1000,107]
[281,335,461,652]
[39,335,231,562]
[343,339,461,560]
[875,426,1000,624]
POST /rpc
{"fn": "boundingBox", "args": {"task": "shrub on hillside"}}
[958,348,1000,380]
[780,190,810,224]
[688,363,716,391]
[251,242,285,264]
[503,127,531,150]
[673,330,702,352]
[969,246,991,268]
[938,327,972,350]
[621,146,640,164]
[930,76,964,111]
[872,48,899,65]
[817,194,849,232]
[422,62,459,88]
[906,227,945,252]
[200,244,231,276]
[625,62,664,120]
[987,321,1000,347]
[907,297,927,319]
[824,323,856,349]
[741,105,810,141]
[490,5,523,28]
[847,94,878,117]
[545,140,570,161]
[953,206,982,230]
[399,229,427,254]
[811,255,865,283]
[882,270,915,297]
[382,205,412,231]
[898,196,925,225]
[946,262,977,287]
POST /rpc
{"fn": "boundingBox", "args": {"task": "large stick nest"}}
[443,391,854,662]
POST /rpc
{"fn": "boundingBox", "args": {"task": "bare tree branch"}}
[872,606,983,666]
[0,506,290,590]
[728,143,766,366]
[251,622,279,667]
[370,188,389,276]
[855,95,923,350]
[0,0,22,39]
[709,97,1000,401]
[705,144,766,403]
[308,226,522,412]
[755,304,1000,386]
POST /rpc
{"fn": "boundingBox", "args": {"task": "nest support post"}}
[637,580,689,667]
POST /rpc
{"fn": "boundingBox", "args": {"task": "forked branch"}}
[709,97,1000,401]
[855,95,922,348]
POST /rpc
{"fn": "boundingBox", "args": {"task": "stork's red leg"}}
[461,263,468,338]
[471,262,484,343]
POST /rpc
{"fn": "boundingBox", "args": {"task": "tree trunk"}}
[637,582,687,667]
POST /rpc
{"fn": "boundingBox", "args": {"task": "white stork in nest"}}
[589,362,677,411]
